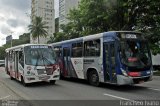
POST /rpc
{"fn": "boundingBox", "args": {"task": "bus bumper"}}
[117,75,152,85]
[24,73,60,83]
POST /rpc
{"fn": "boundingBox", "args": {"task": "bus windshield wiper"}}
[35,50,40,68]
[41,54,53,65]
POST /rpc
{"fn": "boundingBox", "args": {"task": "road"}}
[0,67,160,106]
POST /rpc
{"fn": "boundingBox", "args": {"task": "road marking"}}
[148,88,160,91]
[103,93,130,100]
[0,95,11,100]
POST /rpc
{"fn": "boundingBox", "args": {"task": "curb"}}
[0,79,33,106]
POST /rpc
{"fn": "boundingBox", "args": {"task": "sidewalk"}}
[0,67,32,106]
[0,80,21,100]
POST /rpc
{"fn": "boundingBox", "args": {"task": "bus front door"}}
[63,47,78,78]
[104,42,117,83]
[63,47,70,77]
[14,51,19,79]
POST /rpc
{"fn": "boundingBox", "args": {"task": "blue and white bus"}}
[50,31,153,86]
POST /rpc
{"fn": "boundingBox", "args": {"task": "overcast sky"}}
[0,0,59,46]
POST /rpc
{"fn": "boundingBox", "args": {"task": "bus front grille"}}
[46,68,53,75]
[37,68,53,75]
[37,69,46,75]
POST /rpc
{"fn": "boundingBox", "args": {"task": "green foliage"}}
[53,0,160,54]
[0,33,30,59]
[0,46,6,60]
[120,0,160,54]
[28,16,48,43]
[68,0,110,36]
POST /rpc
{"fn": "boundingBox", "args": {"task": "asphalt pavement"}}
[0,67,160,106]
[0,67,32,106]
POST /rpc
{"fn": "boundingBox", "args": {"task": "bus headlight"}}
[121,68,128,76]
[150,67,153,76]
[27,71,30,74]
[27,71,35,76]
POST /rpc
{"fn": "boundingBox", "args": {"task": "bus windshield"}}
[24,46,56,66]
[120,40,151,68]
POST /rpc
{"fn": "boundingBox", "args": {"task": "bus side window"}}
[72,42,83,57]
[110,43,115,67]
[54,46,62,57]
[84,39,100,57]
[9,51,13,62]
[19,51,24,68]
[12,52,15,62]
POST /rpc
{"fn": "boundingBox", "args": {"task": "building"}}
[31,0,55,44]
[59,0,80,31]
[6,35,12,44]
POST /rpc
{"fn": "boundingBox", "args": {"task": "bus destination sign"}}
[31,45,48,49]
[119,33,140,39]
[125,34,137,39]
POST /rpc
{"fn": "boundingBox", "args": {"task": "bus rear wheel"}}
[88,71,99,86]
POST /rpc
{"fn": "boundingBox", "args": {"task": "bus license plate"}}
[139,80,144,84]
[39,76,50,81]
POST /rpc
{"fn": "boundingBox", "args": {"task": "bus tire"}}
[21,76,27,87]
[10,72,13,80]
[60,71,64,80]
[50,80,56,84]
[88,70,99,86]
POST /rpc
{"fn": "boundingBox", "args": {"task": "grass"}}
[153,70,160,76]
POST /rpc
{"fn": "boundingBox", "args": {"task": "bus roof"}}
[5,44,49,52]
[51,37,83,46]
[50,31,141,46]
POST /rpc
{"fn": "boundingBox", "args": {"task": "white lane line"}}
[103,93,130,100]
[148,88,160,91]
[0,95,11,100]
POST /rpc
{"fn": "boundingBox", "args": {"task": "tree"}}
[120,0,160,54]
[28,16,48,43]
[68,0,110,36]
[0,33,30,60]
[53,0,160,54]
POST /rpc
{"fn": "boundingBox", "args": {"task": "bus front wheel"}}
[50,80,56,84]
[88,71,99,86]
[21,76,27,87]
[9,72,13,80]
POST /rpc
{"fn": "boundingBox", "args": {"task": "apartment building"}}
[59,0,80,31]
[31,0,55,44]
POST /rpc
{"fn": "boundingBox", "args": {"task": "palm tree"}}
[28,16,48,43]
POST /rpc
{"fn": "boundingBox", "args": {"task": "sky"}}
[0,0,59,46]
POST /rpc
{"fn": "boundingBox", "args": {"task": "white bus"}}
[152,54,160,70]
[50,31,153,86]
[5,44,60,86]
